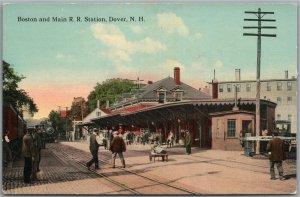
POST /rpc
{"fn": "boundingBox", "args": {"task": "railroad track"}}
[52,142,296,194]
[53,143,199,195]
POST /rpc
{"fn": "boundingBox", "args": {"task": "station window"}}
[96,111,101,117]
[175,92,183,101]
[158,92,165,103]
[267,82,271,91]
[219,84,223,93]
[227,119,236,137]
[246,83,251,92]
[277,82,282,91]
[277,97,282,105]
[287,82,292,91]
[287,96,292,104]
[227,84,232,93]
[277,114,281,120]
[288,114,292,121]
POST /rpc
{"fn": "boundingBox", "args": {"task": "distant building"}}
[208,69,297,133]
[82,107,111,127]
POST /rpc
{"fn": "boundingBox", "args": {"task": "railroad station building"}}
[90,67,276,151]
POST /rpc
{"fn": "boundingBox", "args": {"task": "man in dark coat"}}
[267,132,285,180]
[110,131,126,168]
[86,128,101,170]
[31,129,42,180]
[184,130,192,155]
[22,129,33,183]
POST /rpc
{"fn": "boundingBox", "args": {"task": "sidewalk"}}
[2,141,297,195]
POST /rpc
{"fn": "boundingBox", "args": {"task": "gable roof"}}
[139,77,211,100]
[82,108,111,124]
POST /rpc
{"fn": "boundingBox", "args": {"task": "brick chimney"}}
[174,67,180,85]
[97,100,100,109]
[212,69,218,99]
[285,70,288,79]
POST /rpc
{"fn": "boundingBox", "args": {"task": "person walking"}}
[110,131,126,168]
[267,131,286,180]
[184,130,192,155]
[22,129,33,183]
[86,128,101,170]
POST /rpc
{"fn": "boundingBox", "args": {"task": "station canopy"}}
[91,99,276,129]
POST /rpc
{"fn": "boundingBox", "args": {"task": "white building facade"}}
[209,69,297,133]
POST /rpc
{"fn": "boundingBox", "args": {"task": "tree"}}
[48,110,71,137]
[69,98,89,121]
[87,78,136,111]
[3,61,38,116]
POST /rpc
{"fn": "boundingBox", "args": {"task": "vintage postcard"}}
[2,2,297,195]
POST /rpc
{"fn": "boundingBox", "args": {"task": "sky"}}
[3,3,298,119]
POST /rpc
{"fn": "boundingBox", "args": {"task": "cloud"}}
[100,49,131,63]
[91,24,166,65]
[130,25,142,33]
[157,12,189,36]
[137,37,166,53]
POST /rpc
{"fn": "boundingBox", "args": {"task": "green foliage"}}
[48,110,71,135]
[69,98,89,121]
[87,78,136,111]
[3,61,38,116]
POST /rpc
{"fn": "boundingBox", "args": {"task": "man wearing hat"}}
[109,131,126,168]
[267,131,285,180]
[22,129,33,183]
[86,128,101,170]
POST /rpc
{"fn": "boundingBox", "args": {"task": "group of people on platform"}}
[86,128,126,170]
[17,125,286,182]
[85,128,194,170]
[22,129,43,184]
[85,128,286,181]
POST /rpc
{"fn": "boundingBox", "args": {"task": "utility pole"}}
[243,8,276,154]
[136,77,144,89]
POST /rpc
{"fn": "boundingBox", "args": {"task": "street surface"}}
[2,141,297,195]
